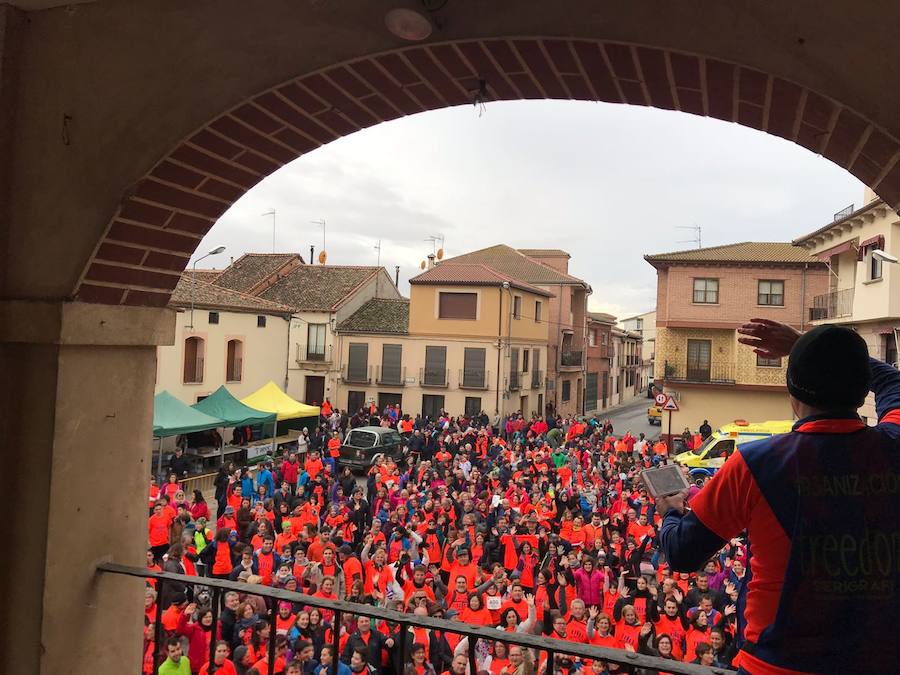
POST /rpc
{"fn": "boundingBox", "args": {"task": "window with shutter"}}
[424,345,447,385]
[509,348,520,389]
[347,343,369,382]
[463,347,486,388]
[381,344,402,384]
[438,292,477,319]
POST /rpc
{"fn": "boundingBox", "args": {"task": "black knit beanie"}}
[786,325,870,410]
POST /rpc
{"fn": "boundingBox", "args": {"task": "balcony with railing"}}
[97,563,721,675]
[663,360,735,385]
[420,367,449,387]
[376,365,406,386]
[531,369,544,389]
[459,368,490,390]
[809,288,854,321]
[341,364,371,384]
[560,350,583,368]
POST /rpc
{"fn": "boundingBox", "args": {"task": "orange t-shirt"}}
[148,512,172,547]
[327,437,342,459]
[305,458,323,480]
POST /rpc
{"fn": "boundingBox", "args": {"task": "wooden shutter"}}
[348,343,368,381]
[424,345,447,384]
[463,347,486,387]
[438,292,477,319]
[382,344,402,384]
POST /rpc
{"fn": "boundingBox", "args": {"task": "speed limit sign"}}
[654,392,668,406]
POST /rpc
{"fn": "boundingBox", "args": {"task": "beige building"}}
[442,246,590,416]
[610,327,644,406]
[199,254,402,408]
[156,273,292,403]
[335,262,552,418]
[793,188,900,423]
[620,310,657,395]
[646,242,830,434]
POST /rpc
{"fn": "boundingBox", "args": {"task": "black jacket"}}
[341,630,390,666]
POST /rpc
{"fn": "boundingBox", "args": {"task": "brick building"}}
[585,312,615,412]
[645,242,829,433]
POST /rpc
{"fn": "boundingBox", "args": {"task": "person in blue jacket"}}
[656,318,900,675]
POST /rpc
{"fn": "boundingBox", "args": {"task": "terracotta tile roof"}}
[170,276,293,314]
[409,263,554,297]
[792,197,885,244]
[213,253,303,292]
[183,268,223,283]
[441,244,586,286]
[337,298,410,334]
[587,311,618,324]
[644,242,821,266]
[257,265,381,311]
[517,248,571,258]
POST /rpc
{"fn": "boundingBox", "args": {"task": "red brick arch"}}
[74,37,900,307]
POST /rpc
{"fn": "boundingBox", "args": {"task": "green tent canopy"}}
[192,386,276,428]
[153,390,225,438]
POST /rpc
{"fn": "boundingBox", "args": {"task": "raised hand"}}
[725,604,737,616]
[672,588,683,603]
[525,593,535,607]
[724,582,736,596]
[557,572,567,586]
[737,318,800,359]
[588,606,599,620]
[640,622,652,637]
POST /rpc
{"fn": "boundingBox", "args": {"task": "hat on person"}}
[172,592,188,605]
[224,505,235,514]
[787,325,870,410]
[339,544,353,555]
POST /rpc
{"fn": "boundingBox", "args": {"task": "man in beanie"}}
[657,318,900,674]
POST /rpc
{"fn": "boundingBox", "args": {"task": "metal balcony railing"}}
[341,364,372,384]
[419,367,449,387]
[560,350,583,367]
[376,365,406,386]
[531,369,544,389]
[663,360,735,385]
[810,288,854,321]
[96,563,722,675]
[509,370,521,391]
[458,369,489,390]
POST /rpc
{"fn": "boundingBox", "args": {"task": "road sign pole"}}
[667,409,673,459]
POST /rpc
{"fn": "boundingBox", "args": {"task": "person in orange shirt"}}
[326,431,342,472]
[148,502,173,562]
[305,450,324,482]
[321,398,333,417]
[199,641,238,675]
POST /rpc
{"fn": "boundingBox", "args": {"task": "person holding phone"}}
[657,318,900,674]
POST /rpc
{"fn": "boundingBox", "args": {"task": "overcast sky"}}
[196,100,863,319]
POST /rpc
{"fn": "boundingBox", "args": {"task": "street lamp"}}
[189,245,226,328]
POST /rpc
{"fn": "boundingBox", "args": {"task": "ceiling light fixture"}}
[385,7,433,41]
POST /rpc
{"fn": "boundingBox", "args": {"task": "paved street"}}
[595,395,660,440]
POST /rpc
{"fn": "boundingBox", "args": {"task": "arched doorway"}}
[4,2,900,672]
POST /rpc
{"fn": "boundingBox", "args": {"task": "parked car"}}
[647,405,662,425]
[338,426,404,471]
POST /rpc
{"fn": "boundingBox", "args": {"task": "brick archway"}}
[74,37,900,307]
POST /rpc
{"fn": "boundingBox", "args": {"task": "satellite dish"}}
[436,248,444,260]
[318,251,327,265]
[420,260,426,270]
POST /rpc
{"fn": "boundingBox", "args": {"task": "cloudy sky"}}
[196,100,863,319]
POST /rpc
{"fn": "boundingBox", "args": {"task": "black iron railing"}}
[810,288,854,320]
[663,360,735,384]
[96,563,723,675]
[560,350,583,367]
[376,365,406,386]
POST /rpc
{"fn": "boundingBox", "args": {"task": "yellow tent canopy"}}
[240,381,320,421]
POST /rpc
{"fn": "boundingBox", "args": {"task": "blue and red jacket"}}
[661,358,900,674]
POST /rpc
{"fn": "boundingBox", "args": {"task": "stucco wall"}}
[156,308,289,402]
[658,387,794,434]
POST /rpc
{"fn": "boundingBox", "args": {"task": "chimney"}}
[394,265,400,287]
[309,246,314,264]
[427,253,436,269]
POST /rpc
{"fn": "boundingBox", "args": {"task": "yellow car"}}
[674,419,792,482]
[647,405,662,425]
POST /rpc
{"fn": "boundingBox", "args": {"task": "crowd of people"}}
[147,400,747,675]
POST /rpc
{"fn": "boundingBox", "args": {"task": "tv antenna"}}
[374,239,382,267]
[262,209,276,252]
[311,219,326,252]
[676,224,702,249]
[425,234,445,259]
